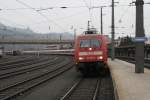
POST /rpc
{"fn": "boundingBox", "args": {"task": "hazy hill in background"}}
[0,23,74,40]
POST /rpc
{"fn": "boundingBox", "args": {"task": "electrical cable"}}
[1,0,139,33]
[51,10,88,21]
[0,4,134,12]
[16,0,67,32]
[118,6,131,24]
[82,0,90,8]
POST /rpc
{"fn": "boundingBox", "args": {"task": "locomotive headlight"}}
[79,57,84,60]
[98,56,103,60]
[89,48,92,51]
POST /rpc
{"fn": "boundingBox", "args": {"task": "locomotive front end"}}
[74,34,108,75]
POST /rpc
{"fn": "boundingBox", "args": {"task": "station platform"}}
[108,59,150,100]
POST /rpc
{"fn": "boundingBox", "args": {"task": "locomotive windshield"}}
[80,39,101,48]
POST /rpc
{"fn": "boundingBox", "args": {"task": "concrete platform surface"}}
[108,59,150,100]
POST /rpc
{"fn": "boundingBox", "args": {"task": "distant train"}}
[74,29,108,75]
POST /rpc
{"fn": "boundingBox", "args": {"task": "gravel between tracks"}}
[0,56,69,91]
[62,78,98,100]
[97,76,115,100]
[59,76,115,100]
[0,55,115,100]
[0,56,55,70]
[0,56,34,66]
[15,67,80,100]
[0,56,74,100]
[0,56,59,79]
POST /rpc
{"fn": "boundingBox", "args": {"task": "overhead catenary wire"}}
[0,6,86,11]
[36,6,87,11]
[114,1,133,27]
[0,4,136,12]
[82,0,90,8]
[0,4,90,28]
[1,0,145,34]
[115,1,135,37]
[89,0,94,27]
[28,9,88,26]
[81,0,94,28]
[117,6,131,23]
[117,0,121,4]
[51,10,88,21]
[16,0,67,32]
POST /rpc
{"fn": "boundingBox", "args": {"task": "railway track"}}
[60,78,99,100]
[97,77,115,100]
[0,56,35,67]
[0,58,74,100]
[60,76,114,100]
[0,56,17,63]
[0,56,60,79]
[0,56,55,70]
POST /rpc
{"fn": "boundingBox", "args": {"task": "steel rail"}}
[0,58,67,92]
[92,79,101,100]
[0,56,17,63]
[0,56,60,79]
[60,79,83,100]
[0,61,74,100]
[0,56,52,70]
[0,56,35,66]
[60,78,101,100]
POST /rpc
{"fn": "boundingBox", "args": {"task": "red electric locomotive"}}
[74,28,108,75]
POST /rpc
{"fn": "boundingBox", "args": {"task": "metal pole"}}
[135,0,145,73]
[88,20,90,30]
[60,34,62,41]
[101,7,103,35]
[111,0,115,60]
[59,34,62,49]
[2,35,4,55]
[74,29,76,41]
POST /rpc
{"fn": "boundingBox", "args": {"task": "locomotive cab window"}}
[80,39,101,48]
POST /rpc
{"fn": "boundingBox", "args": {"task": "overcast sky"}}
[0,0,150,37]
